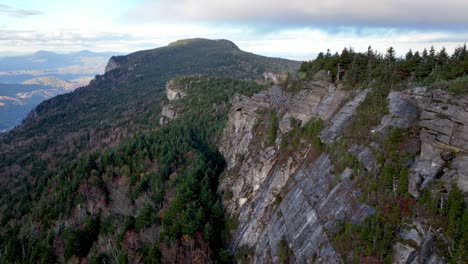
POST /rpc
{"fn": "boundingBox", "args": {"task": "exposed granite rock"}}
[315,84,349,120]
[400,87,468,197]
[279,116,293,134]
[219,94,269,169]
[401,87,468,153]
[349,145,377,171]
[227,153,374,263]
[159,117,167,126]
[166,80,187,101]
[376,91,419,132]
[451,155,468,199]
[105,56,120,73]
[219,84,374,263]
[320,89,370,143]
[219,83,467,263]
[263,72,287,84]
[393,219,446,264]
[161,105,177,120]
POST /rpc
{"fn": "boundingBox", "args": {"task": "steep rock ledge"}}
[219,82,374,262]
[400,87,468,198]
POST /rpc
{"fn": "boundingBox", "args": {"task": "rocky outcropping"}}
[400,87,468,197]
[263,72,287,84]
[159,80,190,125]
[166,80,187,101]
[219,82,374,262]
[376,91,419,132]
[393,219,447,264]
[105,56,120,73]
[319,89,370,143]
[219,81,468,263]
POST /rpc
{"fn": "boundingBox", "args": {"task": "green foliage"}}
[280,118,324,152]
[236,245,254,264]
[64,215,101,259]
[267,111,279,145]
[278,236,291,264]
[300,44,468,89]
[0,76,264,262]
[0,40,297,236]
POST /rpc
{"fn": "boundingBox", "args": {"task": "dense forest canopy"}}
[299,44,468,92]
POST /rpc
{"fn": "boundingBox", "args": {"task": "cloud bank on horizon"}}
[128,0,468,30]
[0,0,467,60]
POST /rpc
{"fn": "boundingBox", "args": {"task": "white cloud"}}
[127,0,468,30]
[1,27,466,61]
[0,4,43,18]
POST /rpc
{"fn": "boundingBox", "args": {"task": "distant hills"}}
[0,50,119,83]
[21,76,84,90]
[0,50,121,131]
[0,83,70,132]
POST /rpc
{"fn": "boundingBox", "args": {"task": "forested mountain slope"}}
[0,39,298,263]
[0,40,467,264]
[0,38,299,184]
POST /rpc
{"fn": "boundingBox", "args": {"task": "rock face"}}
[319,89,370,143]
[393,219,447,264]
[219,83,467,263]
[219,82,374,262]
[166,80,187,101]
[263,72,287,84]
[349,144,377,171]
[376,91,419,132]
[159,80,189,125]
[161,105,177,120]
[400,87,468,197]
[105,56,120,73]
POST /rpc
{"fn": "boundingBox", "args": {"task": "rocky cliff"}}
[218,81,375,262]
[218,80,468,263]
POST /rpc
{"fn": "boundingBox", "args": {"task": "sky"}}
[0,0,467,60]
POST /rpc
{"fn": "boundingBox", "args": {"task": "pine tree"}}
[385,47,396,62]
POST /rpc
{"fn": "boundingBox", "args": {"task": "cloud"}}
[126,0,468,31]
[0,4,43,18]
[0,30,139,53]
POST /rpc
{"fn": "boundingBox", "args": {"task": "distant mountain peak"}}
[168,38,239,50]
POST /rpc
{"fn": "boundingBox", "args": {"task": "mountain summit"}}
[0,38,299,192]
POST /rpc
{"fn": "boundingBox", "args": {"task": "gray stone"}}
[279,116,293,134]
[400,88,468,197]
[161,105,177,120]
[452,155,468,195]
[320,89,370,143]
[349,145,377,171]
[105,56,120,73]
[376,91,419,132]
[166,80,187,101]
[393,220,446,264]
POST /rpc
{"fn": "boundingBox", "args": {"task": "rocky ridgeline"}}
[219,79,376,262]
[218,76,468,262]
[159,80,188,125]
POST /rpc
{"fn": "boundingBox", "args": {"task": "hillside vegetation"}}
[0,39,297,263]
[0,39,466,263]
